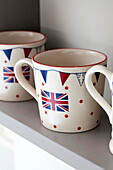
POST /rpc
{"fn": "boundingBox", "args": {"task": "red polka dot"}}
[79,100,83,103]
[42,82,45,86]
[4,60,7,63]
[5,86,8,89]
[64,114,68,118]
[93,82,96,86]
[90,112,94,115]
[41,120,44,123]
[16,94,19,98]
[77,126,81,130]
[96,120,99,124]
[45,111,47,114]
[65,86,69,90]
[53,125,57,128]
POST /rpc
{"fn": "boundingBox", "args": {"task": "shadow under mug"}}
[14,48,107,133]
[0,31,46,101]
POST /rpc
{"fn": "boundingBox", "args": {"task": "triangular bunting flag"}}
[40,70,48,83]
[59,72,70,85]
[24,48,32,58]
[3,49,12,61]
[75,72,86,86]
[95,72,100,82]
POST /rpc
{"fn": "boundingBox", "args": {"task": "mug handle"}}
[85,65,113,154]
[14,58,38,101]
[85,65,112,124]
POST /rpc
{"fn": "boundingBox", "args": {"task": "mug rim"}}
[32,48,107,68]
[0,30,46,45]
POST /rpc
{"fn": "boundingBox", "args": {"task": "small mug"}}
[14,48,107,133]
[0,31,46,101]
[85,64,113,154]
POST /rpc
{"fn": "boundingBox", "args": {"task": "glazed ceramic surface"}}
[0,31,46,101]
[85,65,113,154]
[14,49,107,132]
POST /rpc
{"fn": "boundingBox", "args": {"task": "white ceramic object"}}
[14,49,107,133]
[0,31,46,101]
[85,65,113,154]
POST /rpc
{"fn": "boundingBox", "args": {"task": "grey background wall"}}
[0,0,111,104]
[40,0,113,104]
[0,0,40,31]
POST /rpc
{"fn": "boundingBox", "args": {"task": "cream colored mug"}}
[14,48,107,133]
[85,65,113,154]
[0,31,46,101]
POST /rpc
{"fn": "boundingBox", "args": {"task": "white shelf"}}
[0,100,112,170]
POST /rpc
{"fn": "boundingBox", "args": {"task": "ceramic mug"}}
[14,48,107,132]
[85,64,113,154]
[0,31,46,101]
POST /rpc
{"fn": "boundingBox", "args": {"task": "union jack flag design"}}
[41,90,69,112]
[3,66,30,83]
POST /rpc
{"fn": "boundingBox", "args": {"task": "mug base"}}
[41,121,100,133]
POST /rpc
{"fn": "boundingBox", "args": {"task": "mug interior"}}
[0,31,45,44]
[33,49,107,67]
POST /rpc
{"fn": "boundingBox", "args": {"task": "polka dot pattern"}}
[77,126,81,130]
[4,60,7,63]
[93,82,96,86]
[16,94,19,98]
[45,111,47,114]
[53,125,57,128]
[79,99,83,103]
[90,112,94,115]
[65,86,69,90]
[64,114,69,118]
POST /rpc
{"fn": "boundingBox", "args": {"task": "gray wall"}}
[0,0,40,31]
[40,0,113,104]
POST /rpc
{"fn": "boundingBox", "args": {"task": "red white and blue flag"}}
[41,90,69,112]
[3,66,30,83]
